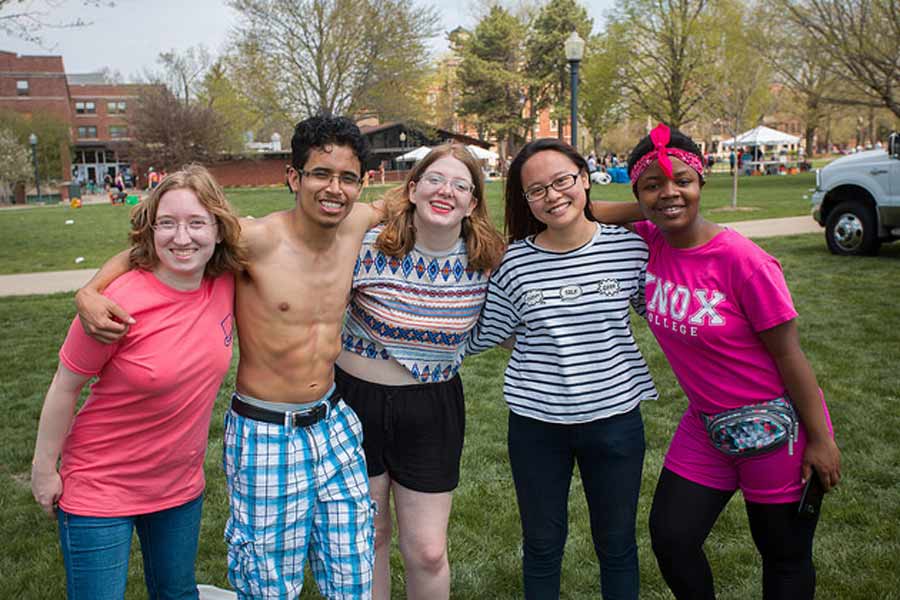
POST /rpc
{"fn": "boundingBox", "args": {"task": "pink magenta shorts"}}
[663,398,833,504]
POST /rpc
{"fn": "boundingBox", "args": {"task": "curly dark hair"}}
[290,114,369,176]
[626,126,703,179]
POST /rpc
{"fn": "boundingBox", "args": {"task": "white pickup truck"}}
[811,132,900,255]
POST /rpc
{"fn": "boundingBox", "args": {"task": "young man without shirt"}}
[76,115,383,599]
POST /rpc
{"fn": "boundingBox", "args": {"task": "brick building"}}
[0,51,143,185]
[66,73,142,186]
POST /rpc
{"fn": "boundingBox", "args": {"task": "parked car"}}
[810,132,900,255]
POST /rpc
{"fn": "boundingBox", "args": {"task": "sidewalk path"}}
[1,268,98,297]
[726,216,821,238]
[0,216,822,297]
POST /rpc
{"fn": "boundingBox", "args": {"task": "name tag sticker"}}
[524,289,545,306]
[599,279,620,296]
[560,285,583,300]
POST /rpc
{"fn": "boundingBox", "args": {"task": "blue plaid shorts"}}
[223,388,374,599]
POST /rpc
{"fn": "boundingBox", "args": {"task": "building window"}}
[109,125,128,138]
[77,126,98,138]
[107,101,127,114]
[16,80,29,95]
[75,101,96,114]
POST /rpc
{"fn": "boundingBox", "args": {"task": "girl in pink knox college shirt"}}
[31,166,247,600]
[596,124,841,600]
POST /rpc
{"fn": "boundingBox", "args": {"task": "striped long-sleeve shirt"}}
[467,223,658,424]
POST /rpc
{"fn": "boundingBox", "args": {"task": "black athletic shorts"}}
[334,365,465,493]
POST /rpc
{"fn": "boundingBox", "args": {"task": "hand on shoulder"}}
[240,213,282,260]
[344,202,383,237]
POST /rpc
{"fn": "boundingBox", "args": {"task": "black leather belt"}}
[231,393,338,428]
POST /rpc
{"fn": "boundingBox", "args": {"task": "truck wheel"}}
[824,201,880,255]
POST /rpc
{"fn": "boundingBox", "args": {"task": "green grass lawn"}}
[1,235,898,598]
[0,172,817,275]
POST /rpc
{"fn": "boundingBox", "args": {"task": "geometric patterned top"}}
[342,224,489,382]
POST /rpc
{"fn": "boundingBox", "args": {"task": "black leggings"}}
[649,468,820,600]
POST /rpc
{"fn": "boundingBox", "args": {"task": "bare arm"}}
[759,320,841,491]
[589,200,643,225]
[74,250,134,343]
[355,199,385,229]
[31,364,91,518]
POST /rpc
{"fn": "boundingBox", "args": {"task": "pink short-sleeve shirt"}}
[633,222,797,414]
[58,269,235,516]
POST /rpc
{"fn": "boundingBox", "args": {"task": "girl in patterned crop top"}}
[334,144,505,600]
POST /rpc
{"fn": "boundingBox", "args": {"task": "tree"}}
[0,0,113,45]
[525,0,592,138]
[705,1,771,208]
[580,33,626,153]
[457,6,529,159]
[155,46,213,107]
[128,86,229,171]
[772,0,900,118]
[195,59,268,154]
[427,57,462,132]
[0,127,31,203]
[753,12,838,157]
[227,0,438,121]
[0,109,71,184]
[607,0,719,128]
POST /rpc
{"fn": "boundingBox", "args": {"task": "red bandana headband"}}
[629,123,704,185]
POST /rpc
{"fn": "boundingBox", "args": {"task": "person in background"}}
[147,167,160,190]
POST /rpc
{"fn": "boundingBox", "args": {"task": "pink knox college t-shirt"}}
[57,269,235,517]
[633,221,798,414]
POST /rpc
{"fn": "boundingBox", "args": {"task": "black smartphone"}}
[797,468,825,520]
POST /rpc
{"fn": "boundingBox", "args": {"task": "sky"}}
[1,0,615,78]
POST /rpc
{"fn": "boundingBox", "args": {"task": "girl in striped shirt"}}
[467,138,657,599]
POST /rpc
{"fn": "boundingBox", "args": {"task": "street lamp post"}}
[564,31,585,149]
[29,133,40,201]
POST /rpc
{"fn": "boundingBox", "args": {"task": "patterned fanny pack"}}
[701,397,799,457]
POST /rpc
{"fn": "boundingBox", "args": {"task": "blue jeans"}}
[57,494,203,600]
[508,406,646,600]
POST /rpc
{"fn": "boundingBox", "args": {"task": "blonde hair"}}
[375,143,505,272]
[128,164,248,277]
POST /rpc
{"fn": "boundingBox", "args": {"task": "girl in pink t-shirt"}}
[597,124,841,600]
[31,165,247,599]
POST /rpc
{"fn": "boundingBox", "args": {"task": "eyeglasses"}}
[418,172,474,195]
[152,218,216,233]
[524,173,580,203]
[301,169,362,189]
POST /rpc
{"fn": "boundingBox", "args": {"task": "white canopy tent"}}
[720,126,800,148]
[396,146,432,162]
[466,145,499,161]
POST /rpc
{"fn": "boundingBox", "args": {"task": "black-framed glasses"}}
[524,173,580,203]
[301,169,362,189]
[418,172,474,195]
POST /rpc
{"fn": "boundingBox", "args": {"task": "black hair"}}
[504,138,595,242]
[290,114,369,175]
[626,126,704,197]
[626,126,703,180]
